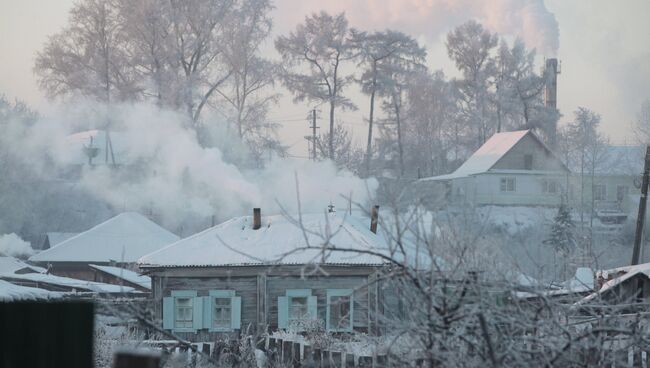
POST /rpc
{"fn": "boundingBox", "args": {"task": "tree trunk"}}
[365,66,377,176]
[394,92,404,177]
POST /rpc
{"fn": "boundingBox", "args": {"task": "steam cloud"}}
[0,233,34,258]
[276,0,559,55]
[11,102,377,232]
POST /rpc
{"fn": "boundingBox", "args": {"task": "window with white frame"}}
[326,289,353,332]
[175,297,193,329]
[500,177,516,192]
[524,154,533,170]
[594,184,607,201]
[212,297,232,329]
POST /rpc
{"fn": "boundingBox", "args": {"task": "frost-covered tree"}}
[35,0,139,103]
[446,20,498,148]
[275,12,357,160]
[565,107,607,227]
[351,30,425,176]
[495,39,557,137]
[544,204,576,255]
[215,0,284,163]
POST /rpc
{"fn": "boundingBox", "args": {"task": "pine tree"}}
[545,204,576,255]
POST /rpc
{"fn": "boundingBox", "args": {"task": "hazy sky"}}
[1,0,649,148]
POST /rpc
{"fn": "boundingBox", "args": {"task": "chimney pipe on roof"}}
[370,205,379,234]
[544,58,560,147]
[253,208,261,230]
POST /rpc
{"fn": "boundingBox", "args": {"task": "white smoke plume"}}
[0,233,34,258]
[275,0,559,55]
[10,101,377,233]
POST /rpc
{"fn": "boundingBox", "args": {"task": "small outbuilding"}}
[29,212,179,282]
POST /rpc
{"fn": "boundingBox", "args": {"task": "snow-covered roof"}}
[420,130,530,181]
[29,212,180,263]
[0,273,137,293]
[138,212,387,267]
[89,264,151,289]
[0,280,62,302]
[64,129,129,166]
[0,256,46,274]
[576,263,650,305]
[44,232,79,248]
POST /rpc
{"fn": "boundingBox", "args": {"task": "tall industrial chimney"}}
[544,58,560,147]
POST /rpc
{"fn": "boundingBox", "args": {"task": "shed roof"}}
[29,212,180,264]
[138,212,387,267]
[0,280,62,302]
[0,256,46,274]
[0,273,137,293]
[89,264,151,289]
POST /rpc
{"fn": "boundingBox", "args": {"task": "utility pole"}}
[304,109,319,161]
[632,145,650,265]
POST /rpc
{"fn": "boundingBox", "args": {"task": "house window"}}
[290,297,309,320]
[278,289,317,330]
[326,289,353,332]
[175,297,193,329]
[594,184,607,201]
[213,297,232,329]
[500,177,516,192]
[542,179,559,194]
[617,185,629,202]
[207,290,241,332]
[524,154,533,170]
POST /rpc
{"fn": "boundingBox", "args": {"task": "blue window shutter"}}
[192,296,203,331]
[231,296,242,330]
[307,296,317,319]
[203,296,212,329]
[162,297,174,330]
[278,296,288,329]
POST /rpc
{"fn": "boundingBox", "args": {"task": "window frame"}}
[278,289,317,330]
[326,289,354,333]
[500,177,516,193]
[170,290,199,333]
[542,179,559,194]
[207,290,239,332]
[593,184,607,201]
[617,185,629,202]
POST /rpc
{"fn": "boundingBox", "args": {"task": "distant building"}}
[138,210,396,340]
[29,212,179,282]
[418,130,643,221]
[418,130,570,207]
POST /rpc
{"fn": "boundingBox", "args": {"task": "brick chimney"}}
[253,208,261,230]
[370,205,379,234]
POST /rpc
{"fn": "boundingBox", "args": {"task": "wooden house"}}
[418,130,570,207]
[29,212,179,282]
[138,210,392,341]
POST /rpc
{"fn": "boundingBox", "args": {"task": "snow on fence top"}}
[0,280,62,302]
[419,129,530,181]
[138,212,387,267]
[29,212,180,264]
[89,264,151,289]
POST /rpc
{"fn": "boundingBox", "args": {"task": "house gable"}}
[490,132,568,173]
